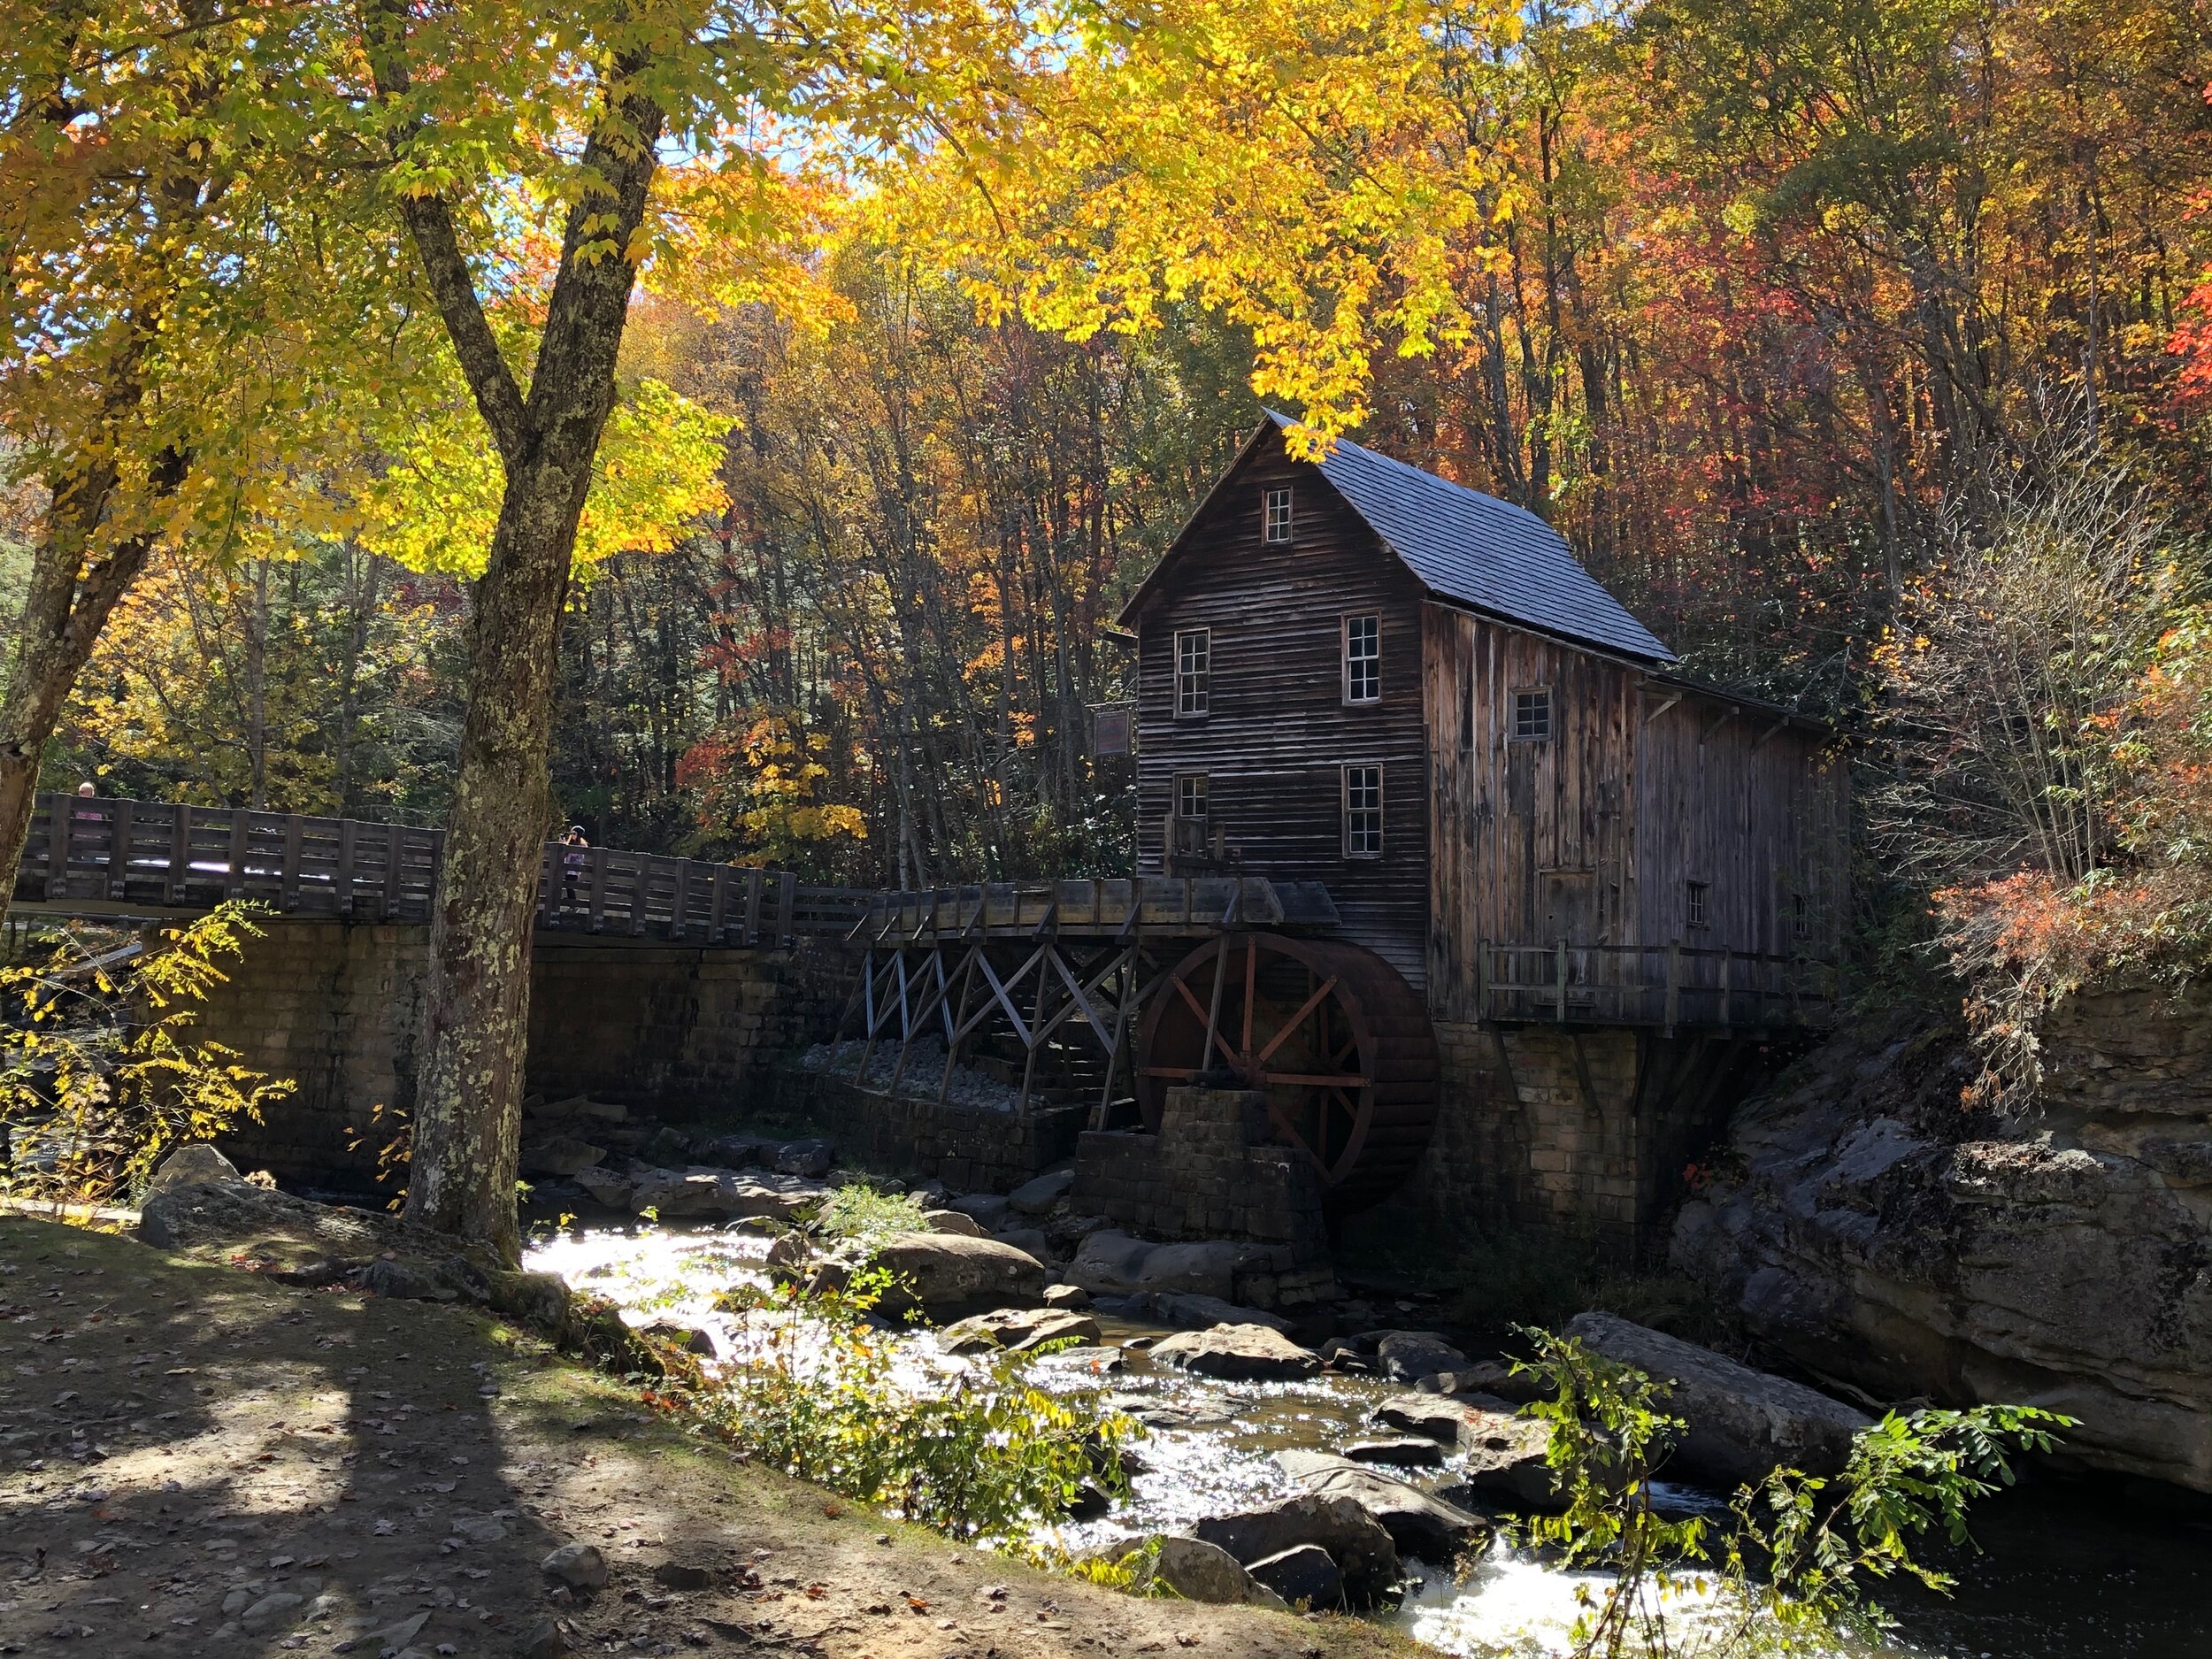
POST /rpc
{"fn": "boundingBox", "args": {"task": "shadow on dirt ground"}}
[0,1216,1421,1658]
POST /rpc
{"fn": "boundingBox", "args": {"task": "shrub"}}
[811,1183,931,1252]
[695,1271,1138,1540]
[0,904,295,1212]
[1512,1328,2070,1658]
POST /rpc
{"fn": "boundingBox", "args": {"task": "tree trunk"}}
[371,3,664,1261]
[0,447,189,909]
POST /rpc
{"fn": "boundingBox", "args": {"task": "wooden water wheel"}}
[1134,933,1440,1211]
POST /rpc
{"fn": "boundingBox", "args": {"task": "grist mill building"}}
[1115,413,1846,1246]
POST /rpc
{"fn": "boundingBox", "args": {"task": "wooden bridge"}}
[11,792,872,946]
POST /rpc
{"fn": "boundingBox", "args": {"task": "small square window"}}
[1174,628,1210,717]
[1792,890,1809,941]
[1343,763,1383,857]
[1513,687,1552,741]
[1263,487,1294,544]
[1686,880,1709,929]
[1344,615,1379,703]
[1176,773,1209,820]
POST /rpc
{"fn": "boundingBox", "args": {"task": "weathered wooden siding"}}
[1632,692,1846,962]
[1133,444,1432,989]
[1425,607,1640,1023]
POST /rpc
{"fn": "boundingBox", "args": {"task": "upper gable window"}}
[1263,487,1294,544]
[1512,687,1553,741]
[1175,627,1210,718]
[1344,614,1380,703]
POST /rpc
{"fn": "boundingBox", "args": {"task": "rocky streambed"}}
[520,1216,2212,1659]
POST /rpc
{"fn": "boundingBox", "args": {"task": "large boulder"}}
[773,1138,834,1179]
[1094,1291,1292,1333]
[1564,1313,1870,1486]
[1245,1544,1342,1609]
[142,1143,242,1197]
[940,1307,1100,1354]
[1147,1537,1287,1610]
[1069,1231,1286,1302]
[1192,1494,1400,1609]
[1375,1331,1470,1383]
[925,1209,987,1238]
[1274,1450,1489,1561]
[1150,1324,1321,1381]
[812,1232,1048,1322]
[575,1166,634,1210]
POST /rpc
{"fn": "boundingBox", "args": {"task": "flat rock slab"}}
[1246,1543,1342,1609]
[142,1143,242,1195]
[1151,1324,1321,1381]
[1096,1291,1292,1333]
[941,1307,1102,1354]
[1564,1311,1871,1485]
[1009,1170,1075,1214]
[1274,1450,1490,1562]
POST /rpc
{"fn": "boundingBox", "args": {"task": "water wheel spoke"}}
[1252,976,1339,1068]
[1169,969,1240,1068]
[1252,1070,1370,1089]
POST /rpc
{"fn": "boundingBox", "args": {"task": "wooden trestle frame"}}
[831,876,1313,1122]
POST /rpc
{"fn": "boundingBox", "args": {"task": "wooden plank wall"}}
[1632,693,1847,962]
[1425,608,1640,1024]
[1132,443,1432,989]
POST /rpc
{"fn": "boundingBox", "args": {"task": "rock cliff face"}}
[1671,991,2212,1491]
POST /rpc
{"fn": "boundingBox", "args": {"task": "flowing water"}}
[522,1222,2212,1659]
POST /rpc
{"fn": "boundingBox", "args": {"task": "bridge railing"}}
[1477,937,1839,1033]
[21,795,444,922]
[16,793,872,946]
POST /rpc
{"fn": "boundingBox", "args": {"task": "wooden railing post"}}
[45,794,69,898]
[773,872,797,944]
[382,824,404,921]
[223,810,248,901]
[280,813,303,911]
[336,818,358,918]
[169,803,192,904]
[1555,938,1569,1025]
[741,868,764,945]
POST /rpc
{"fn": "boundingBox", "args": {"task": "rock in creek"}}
[1274,1449,1489,1561]
[1150,1323,1322,1381]
[947,1193,1011,1231]
[1323,1328,1470,1382]
[926,1209,987,1238]
[142,1143,242,1195]
[1009,1169,1074,1214]
[1565,1312,1870,1486]
[627,1165,829,1223]
[940,1307,1101,1354]
[773,1137,835,1178]
[994,1225,1055,1264]
[1372,1394,1556,1508]
[1147,1537,1288,1610]
[1043,1283,1092,1310]
[1193,1493,1401,1609]
[575,1166,634,1210]
[1069,1230,1292,1303]
[809,1232,1048,1321]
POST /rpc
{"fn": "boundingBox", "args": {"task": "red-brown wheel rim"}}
[1133,933,1439,1210]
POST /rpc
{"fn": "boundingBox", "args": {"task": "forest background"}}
[7,0,2212,1053]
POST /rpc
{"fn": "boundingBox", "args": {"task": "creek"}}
[522,1222,2212,1659]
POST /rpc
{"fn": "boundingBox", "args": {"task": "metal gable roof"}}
[1271,411,1676,664]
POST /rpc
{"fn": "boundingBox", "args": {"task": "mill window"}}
[1343,763,1383,857]
[1263,487,1294,544]
[1513,687,1553,741]
[1344,614,1380,703]
[1176,773,1209,820]
[1792,890,1809,941]
[1686,880,1710,929]
[1174,628,1210,717]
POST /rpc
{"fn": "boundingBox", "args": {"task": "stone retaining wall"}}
[196,919,841,1187]
[753,1065,1085,1192]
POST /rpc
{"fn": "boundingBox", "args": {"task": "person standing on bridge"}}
[559,825,589,912]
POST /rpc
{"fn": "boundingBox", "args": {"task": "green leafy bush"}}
[695,1271,1138,1540]
[1513,1328,2070,1657]
[0,904,295,1212]
[811,1183,931,1252]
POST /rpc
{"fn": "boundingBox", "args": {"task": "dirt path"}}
[0,1217,1424,1658]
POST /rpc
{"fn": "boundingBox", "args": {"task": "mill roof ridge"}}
[1268,411,1676,664]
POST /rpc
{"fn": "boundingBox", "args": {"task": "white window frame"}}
[1263,487,1294,545]
[1343,613,1380,705]
[1511,686,1553,742]
[1686,879,1710,929]
[1174,627,1210,718]
[1175,772,1209,820]
[1342,762,1384,858]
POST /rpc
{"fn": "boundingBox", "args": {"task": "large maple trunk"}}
[384,29,664,1262]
